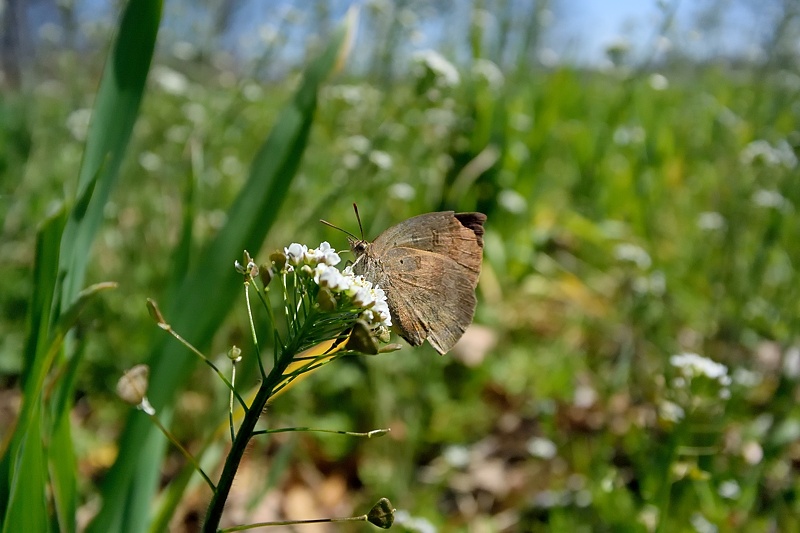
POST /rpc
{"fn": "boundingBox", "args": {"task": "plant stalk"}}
[201,351,294,532]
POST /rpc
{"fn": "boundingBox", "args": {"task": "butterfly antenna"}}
[352,203,365,240]
[319,219,359,241]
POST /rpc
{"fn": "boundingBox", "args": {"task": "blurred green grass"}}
[2,6,800,531]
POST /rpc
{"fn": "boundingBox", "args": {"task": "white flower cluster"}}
[670,352,732,398]
[284,241,341,268]
[282,242,392,329]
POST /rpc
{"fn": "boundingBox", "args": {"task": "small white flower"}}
[314,264,350,292]
[371,296,392,326]
[316,242,341,266]
[284,243,308,266]
[352,286,375,308]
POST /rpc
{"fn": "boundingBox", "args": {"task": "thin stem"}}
[202,309,324,532]
[149,413,216,491]
[281,272,292,332]
[244,281,267,380]
[202,361,287,532]
[228,362,236,442]
[253,277,282,355]
[253,426,390,438]
[220,514,367,532]
[158,323,248,411]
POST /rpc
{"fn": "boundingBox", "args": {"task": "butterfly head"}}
[349,237,370,258]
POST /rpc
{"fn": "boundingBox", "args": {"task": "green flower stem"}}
[244,282,267,380]
[253,426,390,438]
[157,320,249,411]
[202,309,324,532]
[220,514,367,532]
[228,362,236,442]
[202,357,291,532]
[148,413,216,491]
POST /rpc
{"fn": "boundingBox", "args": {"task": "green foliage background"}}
[1,1,800,531]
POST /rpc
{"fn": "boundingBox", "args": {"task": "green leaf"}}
[1,403,49,533]
[87,16,354,533]
[58,0,162,313]
[49,407,77,533]
[0,207,65,524]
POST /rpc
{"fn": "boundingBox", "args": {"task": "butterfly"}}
[345,209,486,355]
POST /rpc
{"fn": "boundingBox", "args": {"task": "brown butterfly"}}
[328,208,486,355]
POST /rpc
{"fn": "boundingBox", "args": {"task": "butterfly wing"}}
[356,211,486,354]
[370,212,484,255]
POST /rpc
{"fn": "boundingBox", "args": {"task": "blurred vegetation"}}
[2,0,800,531]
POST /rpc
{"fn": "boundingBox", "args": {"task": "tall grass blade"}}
[0,208,65,529]
[1,403,49,533]
[58,0,161,311]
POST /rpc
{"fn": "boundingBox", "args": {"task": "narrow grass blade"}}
[58,0,162,311]
[1,403,49,533]
[49,408,77,533]
[0,207,65,528]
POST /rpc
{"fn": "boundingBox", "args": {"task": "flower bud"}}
[117,364,150,406]
[316,287,337,312]
[227,345,242,362]
[345,320,379,355]
[146,298,167,328]
[259,264,275,287]
[367,498,395,529]
[378,343,403,353]
[269,250,287,269]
